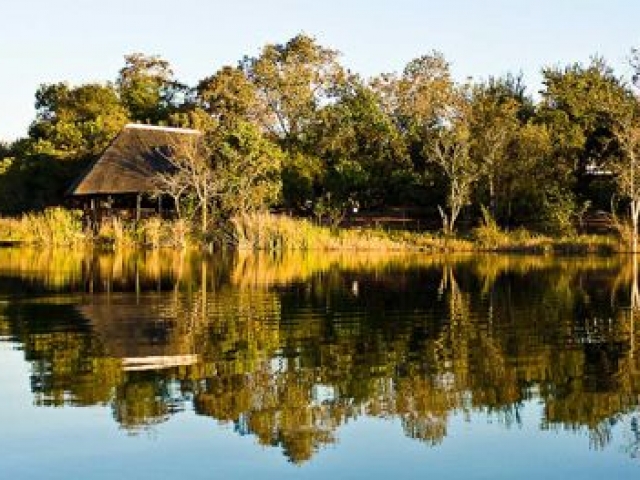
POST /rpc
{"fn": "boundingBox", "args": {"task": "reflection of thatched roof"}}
[69,124,200,196]
[76,294,195,361]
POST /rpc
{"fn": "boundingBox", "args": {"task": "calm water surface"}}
[1,248,639,479]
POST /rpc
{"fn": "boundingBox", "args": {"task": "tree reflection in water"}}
[0,248,639,463]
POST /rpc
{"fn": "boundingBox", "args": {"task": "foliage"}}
[197,65,260,125]
[154,120,283,234]
[469,79,522,218]
[117,53,189,124]
[241,33,345,141]
[538,57,635,209]
[310,77,409,219]
[4,36,640,242]
[29,82,129,157]
[427,119,482,235]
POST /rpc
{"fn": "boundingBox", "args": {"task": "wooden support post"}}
[158,195,163,218]
[136,194,142,223]
[90,198,97,233]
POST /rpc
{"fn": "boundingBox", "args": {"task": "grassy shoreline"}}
[0,208,624,254]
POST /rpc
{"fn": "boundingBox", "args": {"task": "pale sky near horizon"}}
[1,0,639,142]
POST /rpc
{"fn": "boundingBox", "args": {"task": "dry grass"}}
[0,208,624,254]
[230,212,475,252]
[0,208,85,246]
[95,217,193,249]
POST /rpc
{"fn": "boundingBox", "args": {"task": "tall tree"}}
[309,76,408,223]
[241,34,345,143]
[538,57,634,210]
[610,111,640,251]
[197,65,261,126]
[29,82,129,157]
[240,34,346,209]
[469,79,522,219]
[373,52,462,212]
[609,50,640,251]
[428,119,482,234]
[374,52,456,139]
[117,53,189,124]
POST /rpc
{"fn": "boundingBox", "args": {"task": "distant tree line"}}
[2,35,640,238]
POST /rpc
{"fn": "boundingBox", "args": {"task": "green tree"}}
[241,34,345,142]
[117,53,190,124]
[155,120,283,234]
[197,65,261,126]
[373,52,462,213]
[537,57,634,211]
[0,82,130,213]
[374,52,456,139]
[428,119,481,234]
[610,108,640,251]
[309,77,408,223]
[241,34,346,209]
[29,82,129,157]
[469,79,522,220]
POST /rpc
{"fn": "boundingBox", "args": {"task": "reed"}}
[0,208,85,246]
[0,208,623,253]
[230,212,474,252]
[95,217,193,249]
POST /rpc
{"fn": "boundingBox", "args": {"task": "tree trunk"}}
[202,202,208,235]
[438,205,450,235]
[201,183,209,235]
[632,200,640,252]
[631,253,638,359]
[489,175,496,219]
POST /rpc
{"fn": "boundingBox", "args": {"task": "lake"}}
[0,247,639,479]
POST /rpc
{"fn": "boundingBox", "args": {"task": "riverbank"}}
[0,208,623,254]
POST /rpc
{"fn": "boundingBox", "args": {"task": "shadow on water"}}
[1,247,640,463]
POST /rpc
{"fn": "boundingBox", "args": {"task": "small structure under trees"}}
[68,123,200,228]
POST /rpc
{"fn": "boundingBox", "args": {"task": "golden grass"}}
[0,208,85,246]
[230,212,474,252]
[0,208,625,254]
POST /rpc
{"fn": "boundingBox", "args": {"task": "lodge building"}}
[68,123,199,227]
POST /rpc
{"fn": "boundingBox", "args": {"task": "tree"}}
[214,121,283,216]
[309,76,408,223]
[374,52,456,139]
[604,49,640,252]
[538,57,634,211]
[428,121,482,234]
[117,53,189,124]
[2,82,130,213]
[240,34,346,209]
[29,82,129,157]
[611,111,640,251]
[469,79,522,219]
[197,65,261,126]
[155,121,283,234]
[373,52,463,211]
[241,34,345,142]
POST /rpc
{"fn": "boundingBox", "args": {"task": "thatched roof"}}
[69,124,200,196]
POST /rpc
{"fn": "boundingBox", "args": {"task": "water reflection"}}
[0,248,639,463]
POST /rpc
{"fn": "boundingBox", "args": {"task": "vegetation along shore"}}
[2,35,640,252]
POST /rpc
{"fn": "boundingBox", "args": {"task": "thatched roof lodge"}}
[69,123,199,225]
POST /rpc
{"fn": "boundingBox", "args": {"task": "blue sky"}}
[1,0,639,141]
